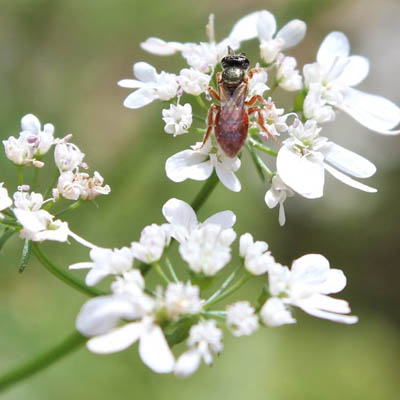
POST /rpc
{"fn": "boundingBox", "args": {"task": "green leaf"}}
[0,229,16,252]
[19,239,32,273]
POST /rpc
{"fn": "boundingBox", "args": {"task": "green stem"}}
[247,136,278,157]
[32,244,105,297]
[205,265,241,306]
[193,114,205,122]
[195,95,208,110]
[44,169,59,198]
[190,172,219,212]
[0,331,86,393]
[204,273,251,308]
[32,167,39,191]
[17,166,24,186]
[153,262,170,284]
[201,310,227,319]
[54,200,82,217]
[0,218,21,228]
[165,257,179,283]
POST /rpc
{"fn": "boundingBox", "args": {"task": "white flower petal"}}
[304,294,351,314]
[276,19,306,49]
[278,202,286,226]
[139,325,175,373]
[123,89,154,109]
[85,268,111,286]
[335,55,369,87]
[319,269,347,294]
[162,198,198,233]
[133,62,157,82]
[324,163,377,193]
[76,296,138,336]
[174,349,201,378]
[291,254,330,285]
[256,10,277,41]
[204,210,236,229]
[215,164,241,192]
[339,88,400,134]
[140,37,183,55]
[13,208,44,232]
[165,150,213,182]
[21,114,40,134]
[322,142,376,178]
[87,322,143,354]
[117,79,145,89]
[317,31,350,69]
[299,304,358,324]
[277,145,324,199]
[229,11,262,42]
[68,262,93,270]
[260,298,296,327]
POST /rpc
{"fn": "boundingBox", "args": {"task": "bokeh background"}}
[1,0,400,399]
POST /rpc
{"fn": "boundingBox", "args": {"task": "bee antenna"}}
[227,46,234,55]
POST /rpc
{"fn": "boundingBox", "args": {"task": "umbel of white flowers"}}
[117,9,399,226]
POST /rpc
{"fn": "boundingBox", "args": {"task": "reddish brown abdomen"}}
[215,108,248,158]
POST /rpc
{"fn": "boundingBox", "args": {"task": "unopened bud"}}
[33,160,45,168]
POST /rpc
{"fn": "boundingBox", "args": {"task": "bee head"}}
[221,48,250,71]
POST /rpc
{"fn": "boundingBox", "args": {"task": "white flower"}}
[118,62,178,109]
[239,233,276,275]
[166,139,241,192]
[258,98,290,136]
[54,143,85,172]
[276,55,302,91]
[178,68,211,96]
[57,171,110,201]
[0,183,12,211]
[264,254,358,325]
[277,119,377,199]
[247,68,269,98]
[179,223,236,276]
[164,282,203,320]
[111,270,145,296]
[175,320,223,378]
[265,175,294,226]
[20,114,55,156]
[162,103,193,136]
[226,301,259,336]
[3,135,34,166]
[141,12,258,73]
[260,297,296,327]
[303,84,336,123]
[14,208,69,242]
[303,31,400,134]
[253,10,306,64]
[13,191,43,211]
[76,292,175,373]
[131,224,170,264]
[69,247,134,286]
[162,197,236,244]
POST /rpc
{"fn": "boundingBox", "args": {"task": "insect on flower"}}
[202,47,273,157]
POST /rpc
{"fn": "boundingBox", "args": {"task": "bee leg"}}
[247,67,267,80]
[208,87,221,102]
[248,106,275,140]
[245,94,270,107]
[199,104,220,149]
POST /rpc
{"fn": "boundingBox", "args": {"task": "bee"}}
[201,47,272,158]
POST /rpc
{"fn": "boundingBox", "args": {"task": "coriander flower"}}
[277,119,377,198]
[118,62,178,109]
[179,223,236,276]
[164,282,203,321]
[131,224,170,264]
[177,68,211,96]
[247,67,269,98]
[175,320,223,378]
[252,10,306,64]
[54,142,85,172]
[76,285,175,373]
[303,31,400,134]
[265,175,295,226]
[166,139,241,192]
[276,55,302,91]
[20,114,55,156]
[258,98,291,136]
[14,209,70,242]
[162,103,193,136]
[226,301,259,337]
[13,191,44,211]
[3,135,34,166]
[239,233,276,275]
[162,197,236,244]
[261,254,358,325]
[0,183,12,212]
[69,247,134,286]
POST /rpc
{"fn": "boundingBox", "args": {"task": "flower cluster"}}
[0,114,110,245]
[72,198,357,376]
[119,9,400,225]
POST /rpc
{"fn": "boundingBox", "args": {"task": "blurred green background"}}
[1,0,400,398]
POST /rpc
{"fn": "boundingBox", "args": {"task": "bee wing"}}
[223,83,247,118]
